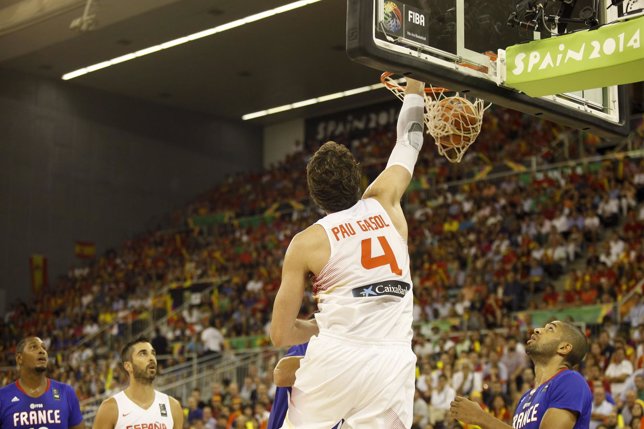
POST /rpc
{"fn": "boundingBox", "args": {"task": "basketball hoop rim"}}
[380,72,448,95]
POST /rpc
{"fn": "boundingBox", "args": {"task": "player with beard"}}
[93,337,183,429]
[450,320,592,429]
[0,336,84,429]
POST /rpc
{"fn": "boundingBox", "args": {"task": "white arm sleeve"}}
[386,93,425,175]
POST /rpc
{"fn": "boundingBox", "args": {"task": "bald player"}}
[451,320,592,429]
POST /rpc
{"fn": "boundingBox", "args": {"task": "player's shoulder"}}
[95,396,118,424]
[98,396,118,412]
[100,396,117,405]
[164,394,182,415]
[557,369,586,381]
[552,370,590,390]
[166,395,181,407]
[291,224,326,247]
[0,382,18,402]
[0,382,17,394]
[49,379,78,395]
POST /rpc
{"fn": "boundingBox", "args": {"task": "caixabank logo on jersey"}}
[352,280,410,298]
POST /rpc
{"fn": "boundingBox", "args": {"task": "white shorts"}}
[280,332,416,429]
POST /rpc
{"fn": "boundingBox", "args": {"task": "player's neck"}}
[534,360,568,388]
[125,381,155,405]
[18,372,47,395]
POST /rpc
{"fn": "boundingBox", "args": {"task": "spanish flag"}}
[29,254,48,294]
[74,241,96,259]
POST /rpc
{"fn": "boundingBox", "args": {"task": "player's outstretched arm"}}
[363,77,425,208]
[92,398,117,429]
[450,396,513,429]
[169,397,184,429]
[274,355,304,387]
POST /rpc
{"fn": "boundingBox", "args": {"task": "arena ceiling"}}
[0,0,394,125]
[0,0,641,126]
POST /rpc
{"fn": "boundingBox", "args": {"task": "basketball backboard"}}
[346,0,639,138]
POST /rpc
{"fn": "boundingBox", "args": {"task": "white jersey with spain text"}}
[312,197,413,342]
[112,390,174,429]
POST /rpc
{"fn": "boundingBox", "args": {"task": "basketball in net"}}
[380,72,490,163]
[431,96,482,161]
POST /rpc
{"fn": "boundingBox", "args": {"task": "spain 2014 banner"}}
[29,254,48,295]
[75,241,96,259]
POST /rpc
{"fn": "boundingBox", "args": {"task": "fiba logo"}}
[382,1,402,32]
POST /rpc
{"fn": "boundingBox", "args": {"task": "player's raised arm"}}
[92,398,117,429]
[363,77,425,207]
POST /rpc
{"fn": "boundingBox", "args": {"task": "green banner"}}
[192,213,227,227]
[505,16,643,97]
[515,304,614,327]
[192,213,274,228]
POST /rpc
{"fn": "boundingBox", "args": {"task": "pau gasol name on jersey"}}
[12,407,62,427]
[352,280,411,298]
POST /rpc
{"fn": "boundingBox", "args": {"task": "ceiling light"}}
[62,0,322,81]
[242,82,388,120]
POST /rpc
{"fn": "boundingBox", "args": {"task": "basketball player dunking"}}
[450,321,592,429]
[270,77,426,428]
[93,337,183,429]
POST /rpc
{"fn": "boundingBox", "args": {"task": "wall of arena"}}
[0,68,262,308]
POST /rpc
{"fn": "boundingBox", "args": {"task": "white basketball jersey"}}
[313,198,413,342]
[112,390,174,429]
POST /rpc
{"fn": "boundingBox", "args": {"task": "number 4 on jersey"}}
[361,236,402,275]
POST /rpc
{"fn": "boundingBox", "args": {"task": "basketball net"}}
[381,72,490,163]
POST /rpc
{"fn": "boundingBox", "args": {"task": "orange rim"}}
[380,72,447,95]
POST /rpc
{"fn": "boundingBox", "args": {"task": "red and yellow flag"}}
[74,241,96,259]
[29,254,48,294]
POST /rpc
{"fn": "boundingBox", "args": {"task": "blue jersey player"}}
[450,321,592,429]
[267,343,308,429]
[267,343,341,429]
[0,337,84,429]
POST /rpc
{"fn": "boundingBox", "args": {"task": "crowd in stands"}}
[0,105,643,429]
[162,321,644,429]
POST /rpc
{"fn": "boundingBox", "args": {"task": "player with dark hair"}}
[0,336,84,429]
[93,337,183,429]
[450,320,592,429]
[270,77,426,428]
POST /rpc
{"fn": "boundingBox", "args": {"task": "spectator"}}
[202,406,216,429]
[501,337,528,393]
[490,393,511,424]
[621,390,644,427]
[413,390,430,428]
[186,396,204,425]
[201,319,225,358]
[628,293,644,329]
[591,384,616,429]
[607,347,635,398]
[429,374,456,425]
[151,328,170,365]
